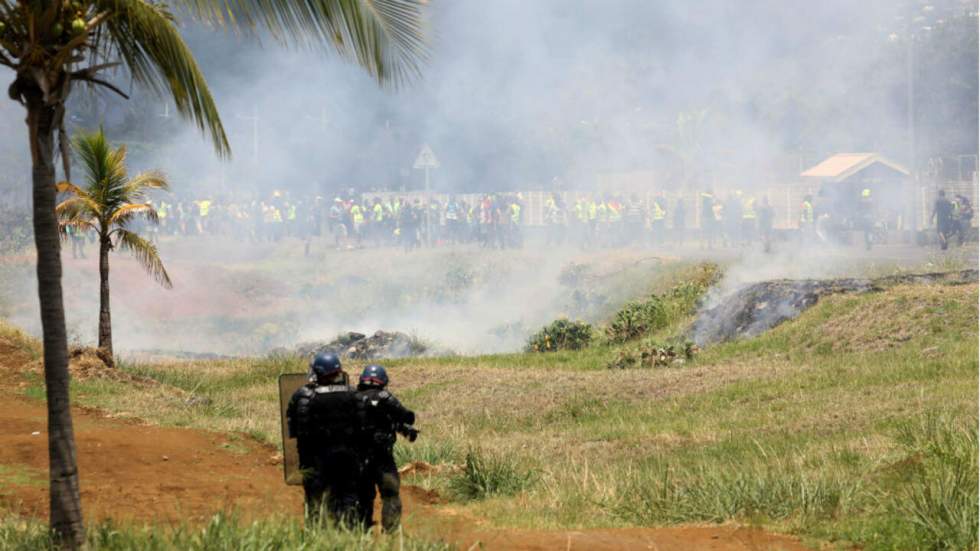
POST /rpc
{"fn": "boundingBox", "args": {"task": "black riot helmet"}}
[358,364,389,388]
[310,352,342,381]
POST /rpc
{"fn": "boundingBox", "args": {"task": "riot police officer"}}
[355,364,418,532]
[286,352,362,526]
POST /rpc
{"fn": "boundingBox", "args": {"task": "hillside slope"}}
[1,277,976,550]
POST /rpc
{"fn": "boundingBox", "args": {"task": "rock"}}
[292,330,429,360]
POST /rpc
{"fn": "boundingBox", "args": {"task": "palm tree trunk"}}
[26,91,85,548]
[98,235,113,360]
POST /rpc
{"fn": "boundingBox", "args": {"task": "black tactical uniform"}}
[288,380,362,525]
[355,387,416,532]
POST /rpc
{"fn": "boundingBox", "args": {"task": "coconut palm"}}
[58,129,172,363]
[0,1,426,547]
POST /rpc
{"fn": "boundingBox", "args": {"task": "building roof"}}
[801,153,910,182]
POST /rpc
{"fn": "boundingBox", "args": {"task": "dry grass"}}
[2,275,976,550]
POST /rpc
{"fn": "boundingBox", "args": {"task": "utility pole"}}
[413,144,440,246]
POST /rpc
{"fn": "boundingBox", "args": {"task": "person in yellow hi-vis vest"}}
[799,194,815,242]
[650,195,667,245]
[157,201,170,235]
[350,202,365,246]
[195,198,212,234]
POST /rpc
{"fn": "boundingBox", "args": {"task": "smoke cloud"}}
[0,0,976,355]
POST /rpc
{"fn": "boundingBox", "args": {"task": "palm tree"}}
[0,1,426,547]
[58,129,173,363]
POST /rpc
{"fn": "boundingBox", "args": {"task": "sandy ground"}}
[0,338,812,550]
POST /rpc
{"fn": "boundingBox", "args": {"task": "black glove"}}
[403,426,419,442]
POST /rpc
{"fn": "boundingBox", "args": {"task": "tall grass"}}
[450,449,536,501]
[608,457,863,525]
[0,513,451,551]
[894,414,978,550]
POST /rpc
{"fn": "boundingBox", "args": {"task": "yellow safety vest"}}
[652,202,666,220]
[800,200,814,223]
[351,205,364,224]
[197,200,211,217]
[742,198,756,220]
[510,203,521,224]
[373,203,384,221]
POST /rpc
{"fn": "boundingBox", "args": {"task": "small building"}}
[801,152,913,233]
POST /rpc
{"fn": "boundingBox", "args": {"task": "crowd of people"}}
[4,186,975,258]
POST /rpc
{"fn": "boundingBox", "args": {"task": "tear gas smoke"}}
[0,1,976,356]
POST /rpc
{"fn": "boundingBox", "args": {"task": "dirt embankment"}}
[0,335,810,550]
[690,269,979,346]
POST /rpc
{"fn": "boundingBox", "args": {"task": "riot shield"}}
[278,372,310,485]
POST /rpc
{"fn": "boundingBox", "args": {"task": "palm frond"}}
[96,0,230,156]
[58,219,97,240]
[178,0,428,87]
[122,170,169,198]
[56,196,103,223]
[109,203,159,226]
[56,181,91,198]
[115,229,173,289]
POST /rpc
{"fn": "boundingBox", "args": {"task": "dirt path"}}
[0,343,810,550]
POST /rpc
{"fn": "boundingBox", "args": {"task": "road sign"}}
[413,144,440,169]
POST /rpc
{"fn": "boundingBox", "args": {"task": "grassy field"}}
[1,261,977,550]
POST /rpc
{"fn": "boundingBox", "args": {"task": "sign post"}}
[413,144,440,246]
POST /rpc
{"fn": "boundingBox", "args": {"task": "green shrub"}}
[450,449,536,500]
[607,340,698,369]
[525,318,593,352]
[606,297,668,342]
[605,264,718,343]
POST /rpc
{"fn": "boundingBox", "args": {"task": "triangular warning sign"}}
[413,144,440,169]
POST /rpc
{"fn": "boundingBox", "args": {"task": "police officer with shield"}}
[355,364,418,532]
[286,352,362,526]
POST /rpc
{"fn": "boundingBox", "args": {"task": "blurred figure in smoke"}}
[66,223,86,259]
[857,188,874,250]
[952,194,974,246]
[699,189,716,249]
[673,196,686,247]
[723,192,742,247]
[650,193,667,246]
[758,196,774,253]
[741,193,756,246]
[329,198,348,250]
[545,192,565,246]
[799,194,815,243]
[355,364,417,533]
[931,189,955,250]
[625,194,644,247]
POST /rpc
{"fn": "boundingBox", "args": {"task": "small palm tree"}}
[1,1,426,545]
[57,129,172,363]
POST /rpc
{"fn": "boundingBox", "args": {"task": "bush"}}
[450,449,536,501]
[606,298,668,342]
[607,340,698,369]
[525,318,593,352]
[605,264,719,343]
